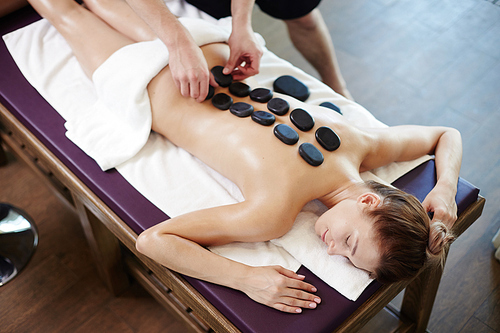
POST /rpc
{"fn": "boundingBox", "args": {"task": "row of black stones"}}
[208,66,342,166]
[211,66,342,115]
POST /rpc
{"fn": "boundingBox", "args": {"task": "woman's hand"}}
[237,265,321,313]
[168,38,218,103]
[422,182,458,228]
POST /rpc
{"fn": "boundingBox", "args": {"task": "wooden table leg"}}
[72,194,130,295]
[399,197,485,332]
[0,136,8,166]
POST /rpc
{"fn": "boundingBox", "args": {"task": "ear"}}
[357,192,381,209]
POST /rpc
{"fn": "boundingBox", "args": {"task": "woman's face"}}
[315,193,382,275]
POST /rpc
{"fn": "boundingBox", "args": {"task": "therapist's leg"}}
[27,0,134,77]
[284,9,353,100]
[82,0,156,42]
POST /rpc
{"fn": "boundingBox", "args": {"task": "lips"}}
[322,229,328,243]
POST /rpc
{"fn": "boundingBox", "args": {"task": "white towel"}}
[3,12,430,300]
[272,201,373,298]
[66,18,234,170]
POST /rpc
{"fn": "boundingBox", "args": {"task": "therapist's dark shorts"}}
[185,0,322,20]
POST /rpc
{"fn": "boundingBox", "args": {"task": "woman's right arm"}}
[135,201,321,313]
[125,0,216,102]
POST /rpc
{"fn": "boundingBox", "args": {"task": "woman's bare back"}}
[147,43,371,205]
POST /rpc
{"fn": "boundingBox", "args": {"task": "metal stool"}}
[0,203,38,286]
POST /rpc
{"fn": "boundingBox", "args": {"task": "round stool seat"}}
[0,203,38,286]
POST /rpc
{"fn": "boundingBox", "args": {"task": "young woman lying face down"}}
[28,0,460,313]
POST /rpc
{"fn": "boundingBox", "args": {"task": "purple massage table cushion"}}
[0,7,479,333]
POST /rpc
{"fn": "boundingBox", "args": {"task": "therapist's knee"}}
[284,8,320,31]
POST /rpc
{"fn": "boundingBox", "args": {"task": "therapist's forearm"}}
[231,0,255,34]
[125,0,195,50]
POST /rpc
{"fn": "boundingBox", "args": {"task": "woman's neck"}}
[318,180,367,209]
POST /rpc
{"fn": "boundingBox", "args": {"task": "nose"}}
[327,238,336,255]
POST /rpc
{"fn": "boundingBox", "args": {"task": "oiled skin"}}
[148,43,368,242]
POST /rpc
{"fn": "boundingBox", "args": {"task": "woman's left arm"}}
[422,127,462,227]
[362,125,462,227]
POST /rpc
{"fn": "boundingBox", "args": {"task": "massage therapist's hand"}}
[422,183,458,228]
[237,265,321,313]
[169,39,218,102]
[224,27,263,80]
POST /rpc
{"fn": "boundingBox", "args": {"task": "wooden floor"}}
[1,0,499,332]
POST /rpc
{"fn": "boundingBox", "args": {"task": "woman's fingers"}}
[266,266,321,312]
[240,265,321,313]
[270,285,321,313]
[273,295,320,313]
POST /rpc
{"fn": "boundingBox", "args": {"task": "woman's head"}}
[364,180,455,283]
[315,180,454,283]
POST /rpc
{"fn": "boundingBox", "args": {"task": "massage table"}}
[0,5,486,333]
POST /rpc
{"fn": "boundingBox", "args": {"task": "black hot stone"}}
[229,82,251,97]
[274,124,299,145]
[299,143,324,166]
[204,85,215,101]
[211,66,233,87]
[212,93,233,110]
[230,102,254,117]
[251,110,276,126]
[273,75,310,102]
[290,108,315,131]
[315,126,341,151]
[249,88,273,103]
[319,101,342,115]
[267,98,290,116]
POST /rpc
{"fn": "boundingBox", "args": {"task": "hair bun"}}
[427,222,455,265]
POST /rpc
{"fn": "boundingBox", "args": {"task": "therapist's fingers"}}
[225,32,263,80]
[196,80,207,103]
[189,75,201,101]
[177,68,211,103]
[195,70,214,103]
[209,72,218,89]
[177,77,190,99]
[231,58,260,80]
[223,54,238,76]
[169,41,213,102]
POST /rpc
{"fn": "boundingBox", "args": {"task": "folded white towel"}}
[272,201,372,300]
[3,13,430,301]
[66,18,233,171]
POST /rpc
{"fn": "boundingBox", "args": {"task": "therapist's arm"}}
[125,0,217,102]
[224,0,263,80]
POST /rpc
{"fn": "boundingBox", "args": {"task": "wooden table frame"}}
[0,101,486,333]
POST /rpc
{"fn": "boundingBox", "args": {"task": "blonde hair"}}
[364,181,455,284]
